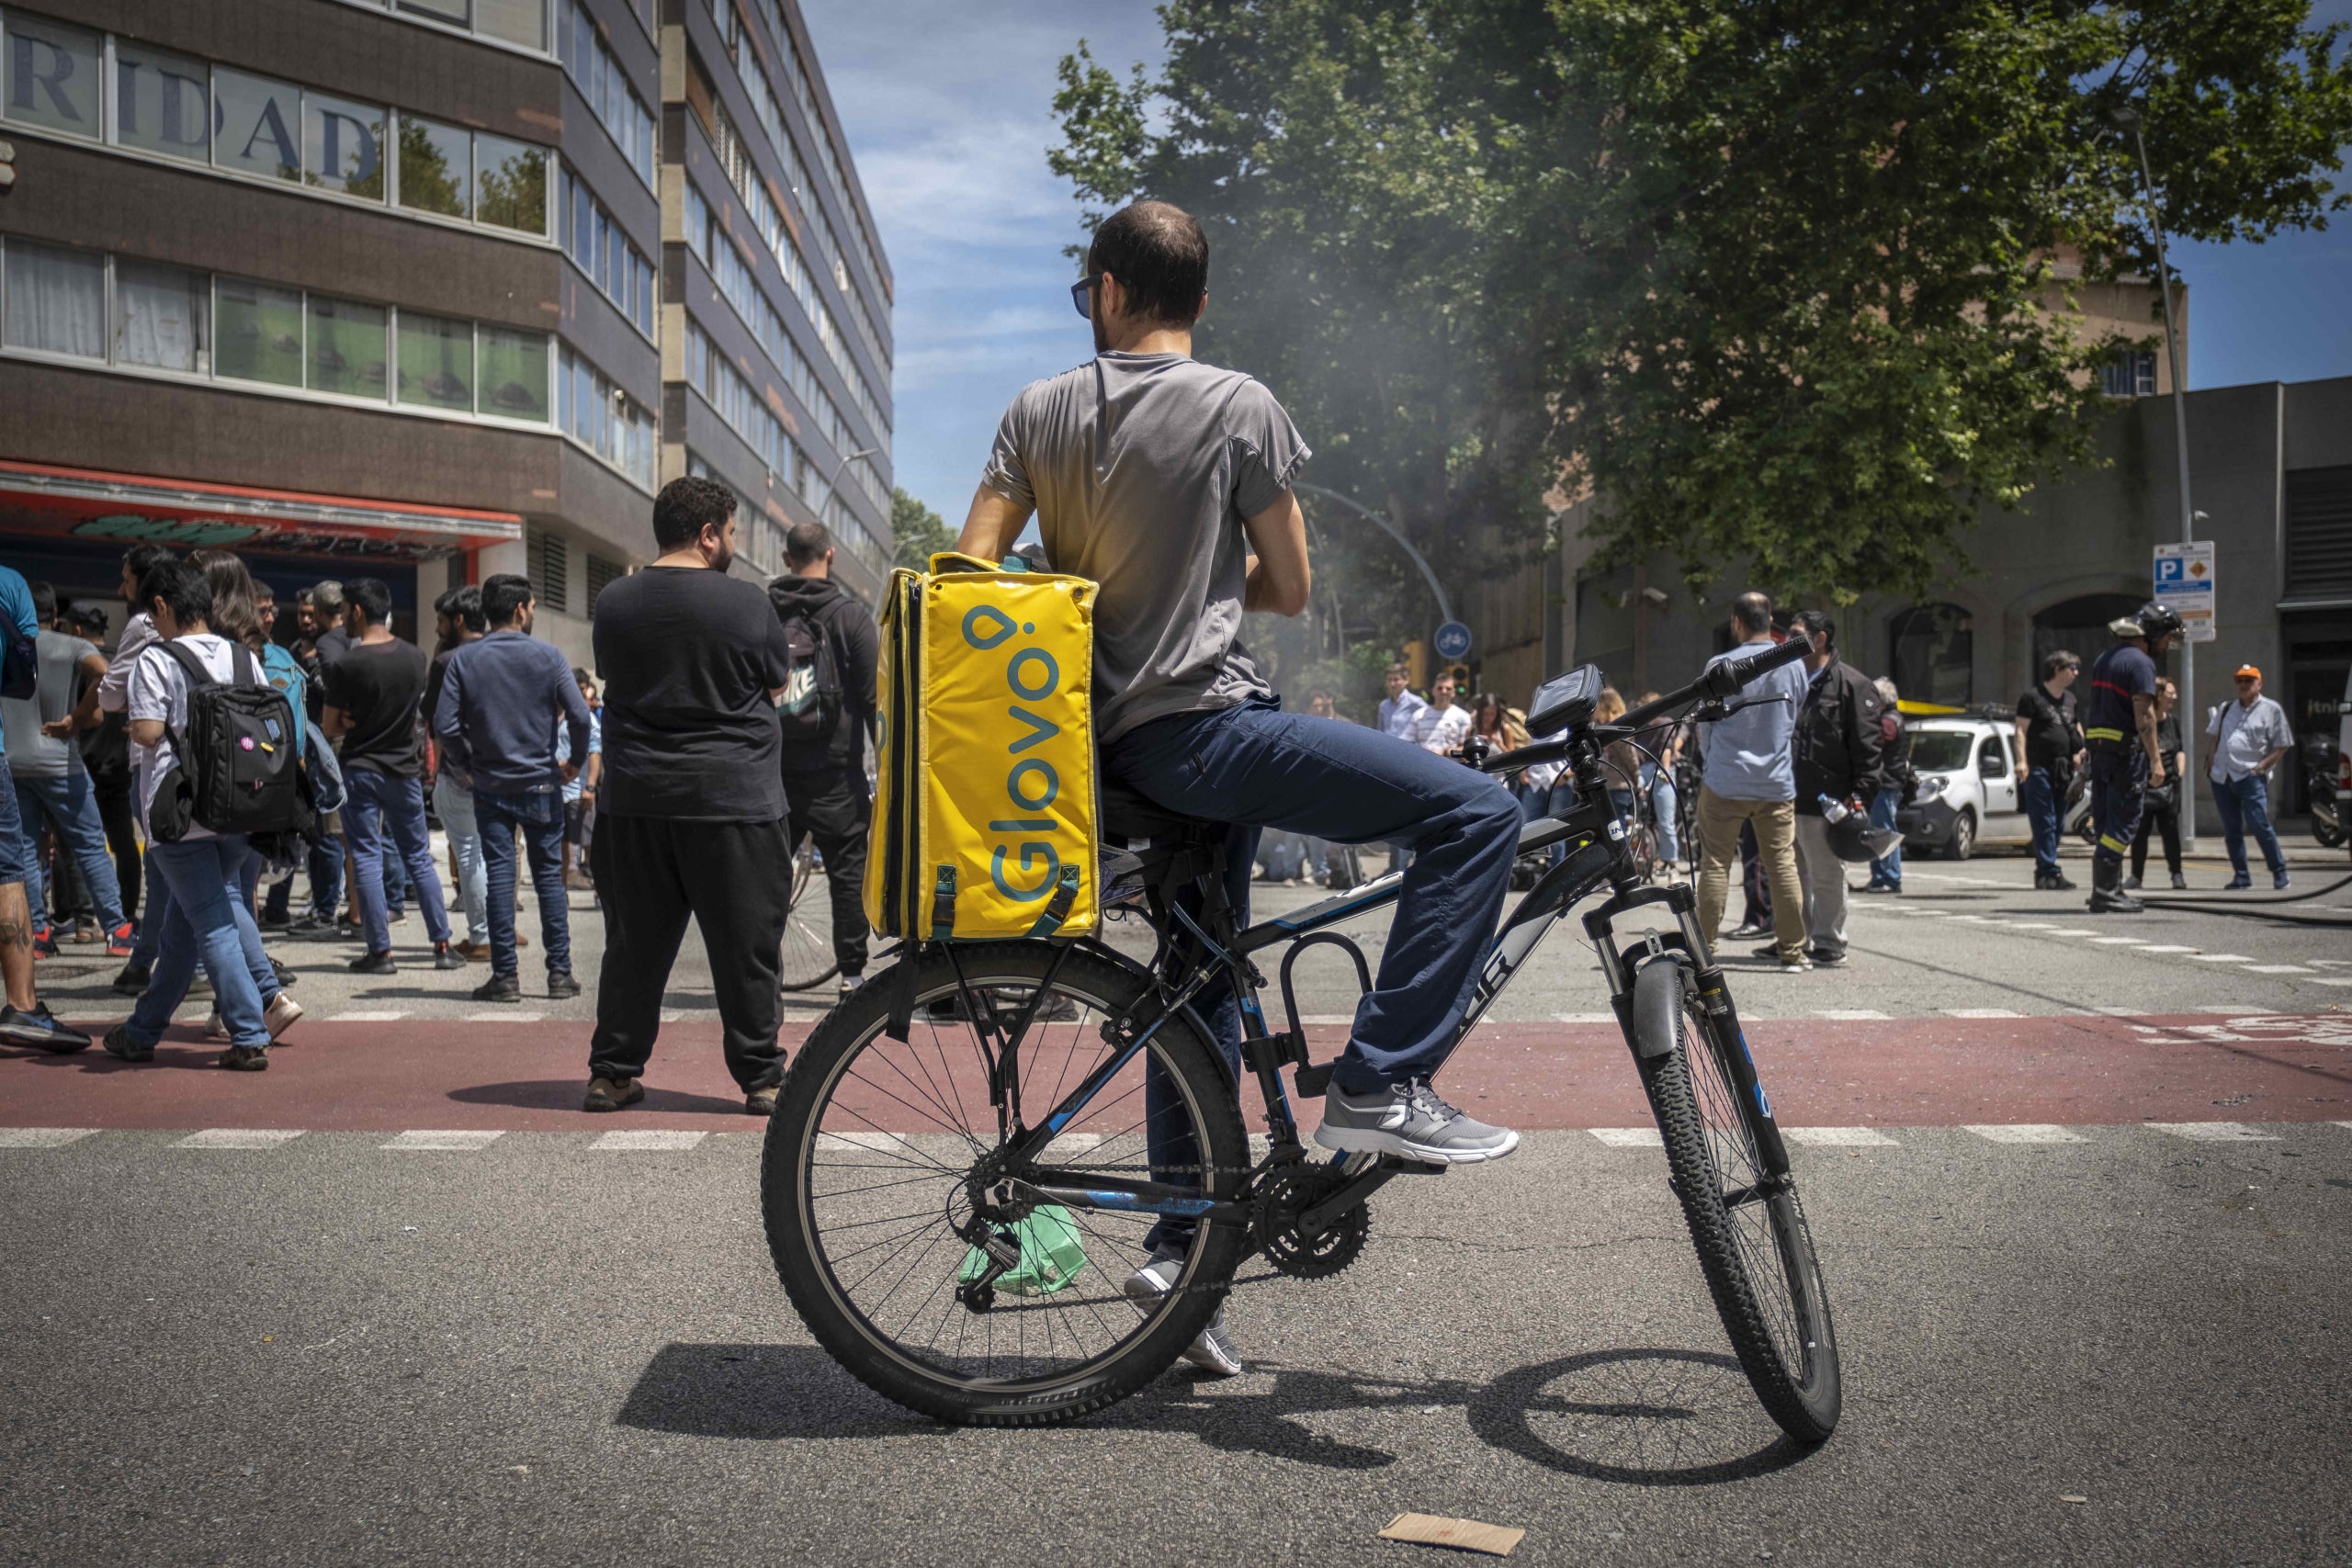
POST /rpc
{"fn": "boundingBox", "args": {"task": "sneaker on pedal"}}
[1314,1080,1520,1164]
[1121,1248,1242,1377]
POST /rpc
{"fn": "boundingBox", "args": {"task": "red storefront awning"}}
[0,461,524,560]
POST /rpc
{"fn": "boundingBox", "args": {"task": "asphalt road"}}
[3,1122,2347,1567]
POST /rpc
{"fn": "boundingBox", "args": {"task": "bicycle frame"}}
[980,716,1791,1227]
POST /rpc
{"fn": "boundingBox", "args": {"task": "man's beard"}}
[709,539,735,574]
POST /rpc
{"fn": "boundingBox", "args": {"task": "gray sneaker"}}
[1314,1080,1521,1164]
[1121,1249,1242,1377]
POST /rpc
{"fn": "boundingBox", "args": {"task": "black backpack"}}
[148,641,309,842]
[773,598,843,748]
[0,618,34,700]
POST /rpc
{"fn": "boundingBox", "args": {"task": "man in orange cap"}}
[2205,663,2293,890]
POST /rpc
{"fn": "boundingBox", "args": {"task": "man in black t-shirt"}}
[584,478,797,1115]
[2012,650,2084,890]
[321,579,462,975]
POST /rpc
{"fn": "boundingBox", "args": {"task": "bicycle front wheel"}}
[1631,957,1841,1441]
[761,942,1251,1426]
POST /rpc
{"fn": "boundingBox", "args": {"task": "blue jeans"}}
[2021,765,2064,878]
[306,836,344,920]
[435,774,488,942]
[1866,784,1903,887]
[474,788,570,980]
[127,836,268,1048]
[1106,698,1521,1092]
[1645,762,1680,864]
[2211,773,2286,879]
[14,771,128,933]
[342,769,450,953]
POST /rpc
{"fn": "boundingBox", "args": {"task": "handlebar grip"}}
[1709,635,1811,697]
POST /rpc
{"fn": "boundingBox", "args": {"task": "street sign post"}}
[2154,541,2215,643]
[1433,620,1473,662]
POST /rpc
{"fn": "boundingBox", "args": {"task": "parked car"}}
[1895,716,2032,860]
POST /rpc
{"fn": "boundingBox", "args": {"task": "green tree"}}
[892,487,955,571]
[1054,1,2352,606]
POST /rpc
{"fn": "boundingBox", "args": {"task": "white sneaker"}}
[265,993,305,1041]
[1121,1249,1242,1376]
[204,1011,229,1041]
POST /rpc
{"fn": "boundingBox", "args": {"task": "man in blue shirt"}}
[0,562,91,1052]
[433,573,594,1003]
[2082,603,2182,914]
[1692,592,1813,968]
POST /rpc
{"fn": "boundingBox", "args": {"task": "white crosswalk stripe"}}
[2245,965,2313,975]
[333,1010,411,1021]
[1784,1126,1899,1146]
[0,1128,96,1148]
[2188,953,2255,964]
[589,1130,707,1151]
[2147,1122,2277,1142]
[1588,1127,1662,1147]
[174,1129,305,1149]
[381,1130,505,1151]
[462,1011,547,1022]
[1964,1123,2084,1144]
[1554,1012,1616,1024]
[1946,1009,2024,1018]
[1815,1010,1890,1021]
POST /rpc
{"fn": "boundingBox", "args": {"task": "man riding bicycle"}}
[955,203,1524,1363]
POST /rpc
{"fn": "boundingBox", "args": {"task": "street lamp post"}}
[2114,106,2198,850]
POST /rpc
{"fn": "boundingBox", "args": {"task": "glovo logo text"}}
[964,603,1066,903]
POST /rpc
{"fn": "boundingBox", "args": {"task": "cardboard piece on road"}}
[1378,1513,1525,1556]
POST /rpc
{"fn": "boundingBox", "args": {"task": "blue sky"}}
[799,1,2352,524]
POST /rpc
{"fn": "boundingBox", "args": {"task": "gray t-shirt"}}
[982,352,1311,741]
[1,629,98,781]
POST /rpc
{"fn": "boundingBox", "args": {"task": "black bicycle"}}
[760,642,1840,1439]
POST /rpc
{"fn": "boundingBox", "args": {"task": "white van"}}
[1894,716,2033,860]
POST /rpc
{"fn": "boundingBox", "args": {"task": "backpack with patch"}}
[772,595,843,748]
[149,641,308,841]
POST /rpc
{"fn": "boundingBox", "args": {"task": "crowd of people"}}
[0,487,881,1103]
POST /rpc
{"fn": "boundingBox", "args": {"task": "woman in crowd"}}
[2128,676,2188,891]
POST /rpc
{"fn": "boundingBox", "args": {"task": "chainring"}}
[1254,1165,1370,1280]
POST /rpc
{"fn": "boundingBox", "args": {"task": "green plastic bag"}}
[956,1205,1088,1296]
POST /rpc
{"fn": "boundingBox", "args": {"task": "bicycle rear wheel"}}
[1631,957,1840,1441]
[762,942,1250,1426]
[777,834,841,992]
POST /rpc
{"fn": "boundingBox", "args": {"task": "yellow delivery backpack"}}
[865,553,1101,942]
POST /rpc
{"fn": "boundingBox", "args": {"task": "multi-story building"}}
[0,0,891,665]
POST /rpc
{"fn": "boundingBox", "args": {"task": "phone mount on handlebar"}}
[1528,665,1604,738]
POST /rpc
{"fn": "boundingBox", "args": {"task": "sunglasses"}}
[1069,274,1102,320]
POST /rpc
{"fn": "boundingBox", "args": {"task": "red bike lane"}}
[3,1010,2346,1132]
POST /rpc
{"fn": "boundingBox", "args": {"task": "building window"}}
[557,169,656,338]
[2,13,98,140]
[112,259,211,375]
[329,0,558,58]
[0,17,557,243]
[1889,604,1974,708]
[556,344,657,491]
[585,552,623,615]
[558,0,657,187]
[2,238,553,432]
[2101,349,2158,399]
[532,528,571,615]
[2,239,106,359]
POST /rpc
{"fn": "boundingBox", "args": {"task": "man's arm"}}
[2012,713,2031,781]
[842,604,880,753]
[556,659,593,783]
[1848,674,1885,799]
[97,615,154,713]
[46,650,108,739]
[2134,692,2165,786]
[431,659,469,775]
[956,485,1034,563]
[1240,491,1311,616]
[322,705,355,739]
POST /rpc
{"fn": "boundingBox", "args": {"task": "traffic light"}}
[1404,639,1429,690]
[0,140,15,195]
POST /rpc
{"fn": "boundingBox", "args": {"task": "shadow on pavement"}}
[619,1341,1819,1485]
[448,1080,752,1116]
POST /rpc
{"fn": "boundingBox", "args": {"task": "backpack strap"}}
[157,639,217,689]
[1023,863,1083,939]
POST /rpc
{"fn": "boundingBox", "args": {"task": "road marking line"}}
[2147,1122,2278,1143]
[381,1130,504,1151]
[1554,1012,1616,1024]
[2334,1122,2352,1131]
[1295,1014,1357,1025]
[2195,1006,2277,1014]
[1589,1127,1663,1147]
[1902,909,1949,917]
[1944,915,1993,922]
[2312,959,2352,970]
[2087,936,2148,945]
[462,1010,546,1022]
[334,1010,411,1021]
[0,1127,97,1148]
[2188,953,2254,964]
[1964,1123,2085,1144]
[2245,964,2314,975]
[2315,978,2352,988]
[1946,1008,2024,1018]
[2138,944,2199,953]
[2007,922,2060,931]
[2042,929,2101,937]
[1815,1010,1890,1021]
[175,1129,305,1149]
[1784,1126,1899,1146]
[590,1130,707,1151]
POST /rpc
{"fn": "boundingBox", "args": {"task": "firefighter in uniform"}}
[2082,601,2185,914]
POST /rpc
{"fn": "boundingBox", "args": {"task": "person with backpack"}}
[102,558,302,1069]
[321,579,463,976]
[766,521,879,996]
[0,560,89,1054]
[431,574,593,1004]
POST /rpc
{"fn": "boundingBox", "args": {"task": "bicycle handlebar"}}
[1620,636,1810,733]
